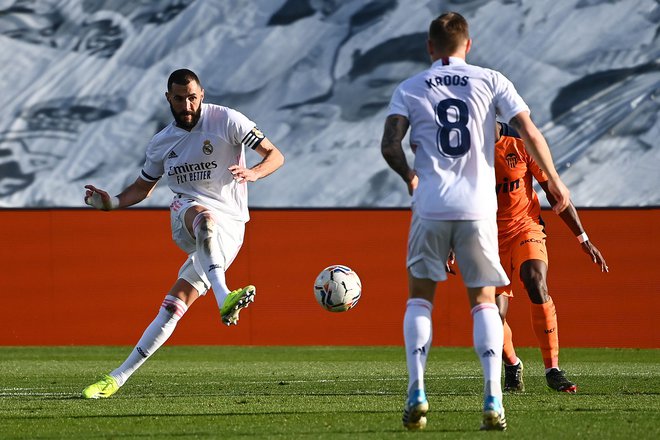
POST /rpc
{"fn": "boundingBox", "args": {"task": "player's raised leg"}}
[220,285,256,326]
[186,208,254,326]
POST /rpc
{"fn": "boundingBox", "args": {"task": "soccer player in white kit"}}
[380,13,570,431]
[81,69,284,399]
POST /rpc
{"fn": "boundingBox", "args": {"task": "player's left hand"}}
[581,241,608,272]
[229,165,258,183]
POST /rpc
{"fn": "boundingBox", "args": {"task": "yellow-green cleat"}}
[220,285,256,326]
[82,374,120,399]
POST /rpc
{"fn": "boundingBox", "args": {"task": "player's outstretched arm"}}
[539,181,609,273]
[510,112,569,214]
[381,114,417,195]
[229,137,284,183]
[84,177,157,211]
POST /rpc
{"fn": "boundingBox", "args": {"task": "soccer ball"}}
[313,265,362,312]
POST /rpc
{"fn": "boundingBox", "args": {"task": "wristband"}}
[109,196,120,210]
[577,232,589,243]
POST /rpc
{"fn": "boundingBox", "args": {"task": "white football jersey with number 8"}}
[388,57,529,221]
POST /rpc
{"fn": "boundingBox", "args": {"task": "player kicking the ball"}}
[493,121,608,394]
[81,69,284,399]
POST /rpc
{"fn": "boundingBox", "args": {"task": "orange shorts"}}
[496,225,548,297]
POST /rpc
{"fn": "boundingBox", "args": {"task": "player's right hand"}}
[84,185,116,211]
[581,241,609,273]
[406,170,418,196]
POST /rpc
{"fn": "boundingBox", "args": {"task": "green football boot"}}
[82,374,120,399]
[220,285,256,326]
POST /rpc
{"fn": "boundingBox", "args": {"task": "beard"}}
[170,103,202,130]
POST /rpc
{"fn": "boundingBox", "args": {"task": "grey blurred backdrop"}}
[0,0,657,208]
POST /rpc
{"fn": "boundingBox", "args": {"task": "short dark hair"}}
[167,69,201,91]
[429,12,469,54]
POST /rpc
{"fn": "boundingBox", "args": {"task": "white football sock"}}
[110,295,188,386]
[403,298,433,395]
[193,212,231,305]
[472,303,504,401]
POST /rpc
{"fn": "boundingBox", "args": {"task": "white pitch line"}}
[163,375,482,387]
[0,391,75,397]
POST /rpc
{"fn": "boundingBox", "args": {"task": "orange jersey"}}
[495,124,548,241]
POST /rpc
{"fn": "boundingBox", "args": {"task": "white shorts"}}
[170,195,245,295]
[407,213,509,288]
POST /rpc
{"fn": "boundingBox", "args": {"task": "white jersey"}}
[141,103,263,222]
[388,57,529,220]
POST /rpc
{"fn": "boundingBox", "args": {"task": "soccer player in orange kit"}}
[493,121,608,393]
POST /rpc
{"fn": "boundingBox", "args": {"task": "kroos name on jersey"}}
[425,75,469,89]
[167,161,218,176]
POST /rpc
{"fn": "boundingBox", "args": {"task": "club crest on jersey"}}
[506,153,518,169]
[202,140,213,155]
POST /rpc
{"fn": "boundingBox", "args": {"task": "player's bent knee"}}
[192,211,219,253]
[192,211,217,234]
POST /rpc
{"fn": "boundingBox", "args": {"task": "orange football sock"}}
[531,298,559,369]
[502,320,519,365]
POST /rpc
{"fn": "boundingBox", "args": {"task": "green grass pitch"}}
[1,346,658,439]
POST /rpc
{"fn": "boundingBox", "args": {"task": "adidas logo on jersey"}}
[167,150,178,159]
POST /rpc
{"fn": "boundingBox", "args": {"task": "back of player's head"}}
[429,12,469,54]
[167,69,201,91]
